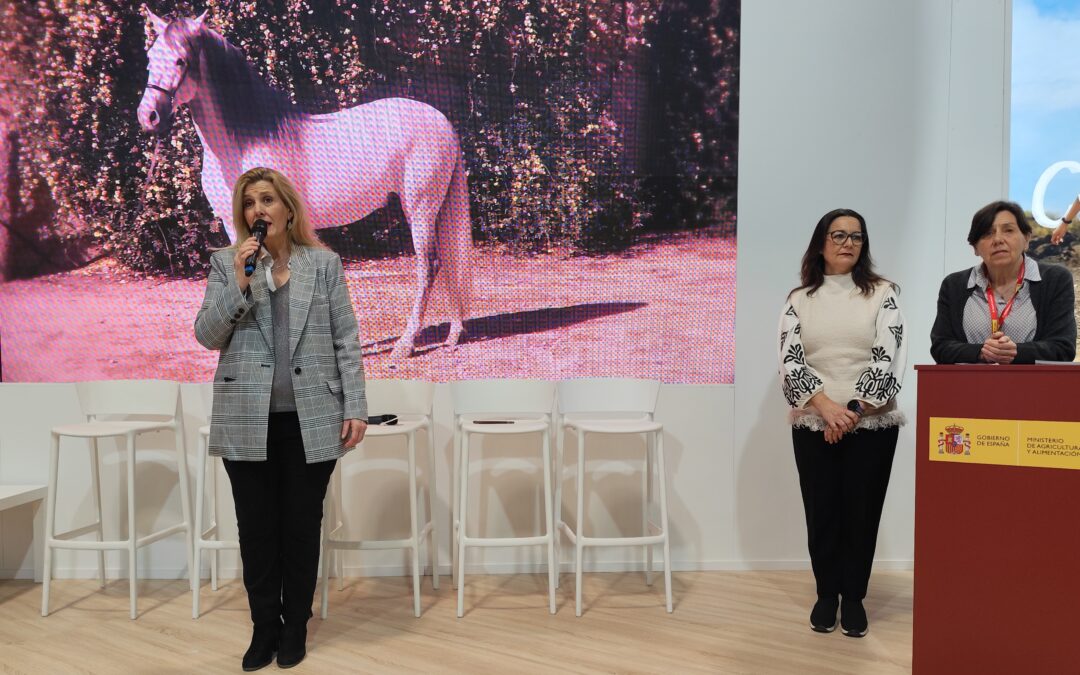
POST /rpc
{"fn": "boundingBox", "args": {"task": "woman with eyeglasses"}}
[931,200,1076,364]
[778,208,907,638]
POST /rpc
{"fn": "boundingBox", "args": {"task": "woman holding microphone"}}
[195,167,367,670]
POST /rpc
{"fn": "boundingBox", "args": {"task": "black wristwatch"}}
[846,399,865,417]
[1063,217,1073,225]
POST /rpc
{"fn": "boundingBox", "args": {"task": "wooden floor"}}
[0,571,912,674]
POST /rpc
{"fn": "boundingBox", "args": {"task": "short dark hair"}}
[967,201,1031,246]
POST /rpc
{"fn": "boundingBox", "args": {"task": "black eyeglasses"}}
[827,230,865,246]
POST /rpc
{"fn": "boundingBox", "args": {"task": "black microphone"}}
[243,219,268,277]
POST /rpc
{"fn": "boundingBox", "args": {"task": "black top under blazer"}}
[930,260,1077,364]
[195,244,367,463]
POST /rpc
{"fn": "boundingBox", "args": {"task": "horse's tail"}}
[436,151,472,320]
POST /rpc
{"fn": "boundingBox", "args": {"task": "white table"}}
[0,484,48,582]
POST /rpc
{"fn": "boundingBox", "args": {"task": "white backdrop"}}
[0,0,1011,579]
[734,0,1009,567]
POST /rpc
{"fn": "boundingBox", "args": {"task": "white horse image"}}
[136,10,471,357]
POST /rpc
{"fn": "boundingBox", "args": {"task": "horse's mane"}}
[165,19,302,143]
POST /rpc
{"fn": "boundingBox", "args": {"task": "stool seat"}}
[460,417,549,435]
[51,420,174,438]
[563,417,662,434]
[365,419,425,437]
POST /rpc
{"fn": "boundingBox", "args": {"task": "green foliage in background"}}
[0,0,739,275]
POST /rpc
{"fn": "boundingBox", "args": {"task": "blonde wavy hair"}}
[229,167,326,249]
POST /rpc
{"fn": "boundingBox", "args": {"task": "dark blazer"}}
[195,245,367,462]
[930,261,1076,364]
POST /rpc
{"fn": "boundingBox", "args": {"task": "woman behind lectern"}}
[195,167,367,671]
[778,208,907,638]
[930,200,1076,364]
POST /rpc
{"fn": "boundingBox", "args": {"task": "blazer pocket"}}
[326,379,343,397]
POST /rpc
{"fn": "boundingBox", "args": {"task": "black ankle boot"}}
[840,597,868,637]
[277,622,307,669]
[810,595,839,633]
[242,621,281,672]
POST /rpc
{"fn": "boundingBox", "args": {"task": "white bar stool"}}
[192,381,238,618]
[320,380,439,618]
[451,379,557,617]
[192,416,239,618]
[41,380,194,620]
[555,378,672,616]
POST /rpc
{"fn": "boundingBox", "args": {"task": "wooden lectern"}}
[914,364,1080,674]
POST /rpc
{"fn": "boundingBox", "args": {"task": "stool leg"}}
[333,467,344,590]
[408,431,421,617]
[193,436,207,619]
[554,422,564,589]
[656,431,672,613]
[320,478,333,620]
[41,433,60,617]
[575,429,585,617]
[644,432,654,586]
[209,454,220,592]
[126,433,138,619]
[451,425,461,590]
[89,437,106,589]
[174,423,195,592]
[542,427,556,615]
[455,431,469,618]
[426,421,440,590]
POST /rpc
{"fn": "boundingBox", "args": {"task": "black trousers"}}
[224,412,336,627]
[792,425,898,600]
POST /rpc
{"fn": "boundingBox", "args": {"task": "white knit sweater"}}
[778,274,907,431]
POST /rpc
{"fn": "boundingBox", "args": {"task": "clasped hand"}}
[980,331,1017,364]
[810,394,860,444]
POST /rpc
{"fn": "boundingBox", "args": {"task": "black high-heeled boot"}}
[277,622,308,669]
[242,620,281,672]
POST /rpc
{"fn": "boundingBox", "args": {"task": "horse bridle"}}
[142,60,190,182]
[145,63,189,103]
[144,47,192,104]
[145,82,180,100]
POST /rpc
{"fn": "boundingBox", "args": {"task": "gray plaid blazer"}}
[195,245,367,463]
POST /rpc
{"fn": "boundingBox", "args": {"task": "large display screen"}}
[1010,0,1080,357]
[0,1,739,383]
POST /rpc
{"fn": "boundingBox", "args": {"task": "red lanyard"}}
[986,262,1026,334]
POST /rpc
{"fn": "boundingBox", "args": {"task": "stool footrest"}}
[326,537,415,551]
[47,538,122,550]
[558,522,665,547]
[462,534,550,548]
[577,534,665,547]
[195,539,238,550]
